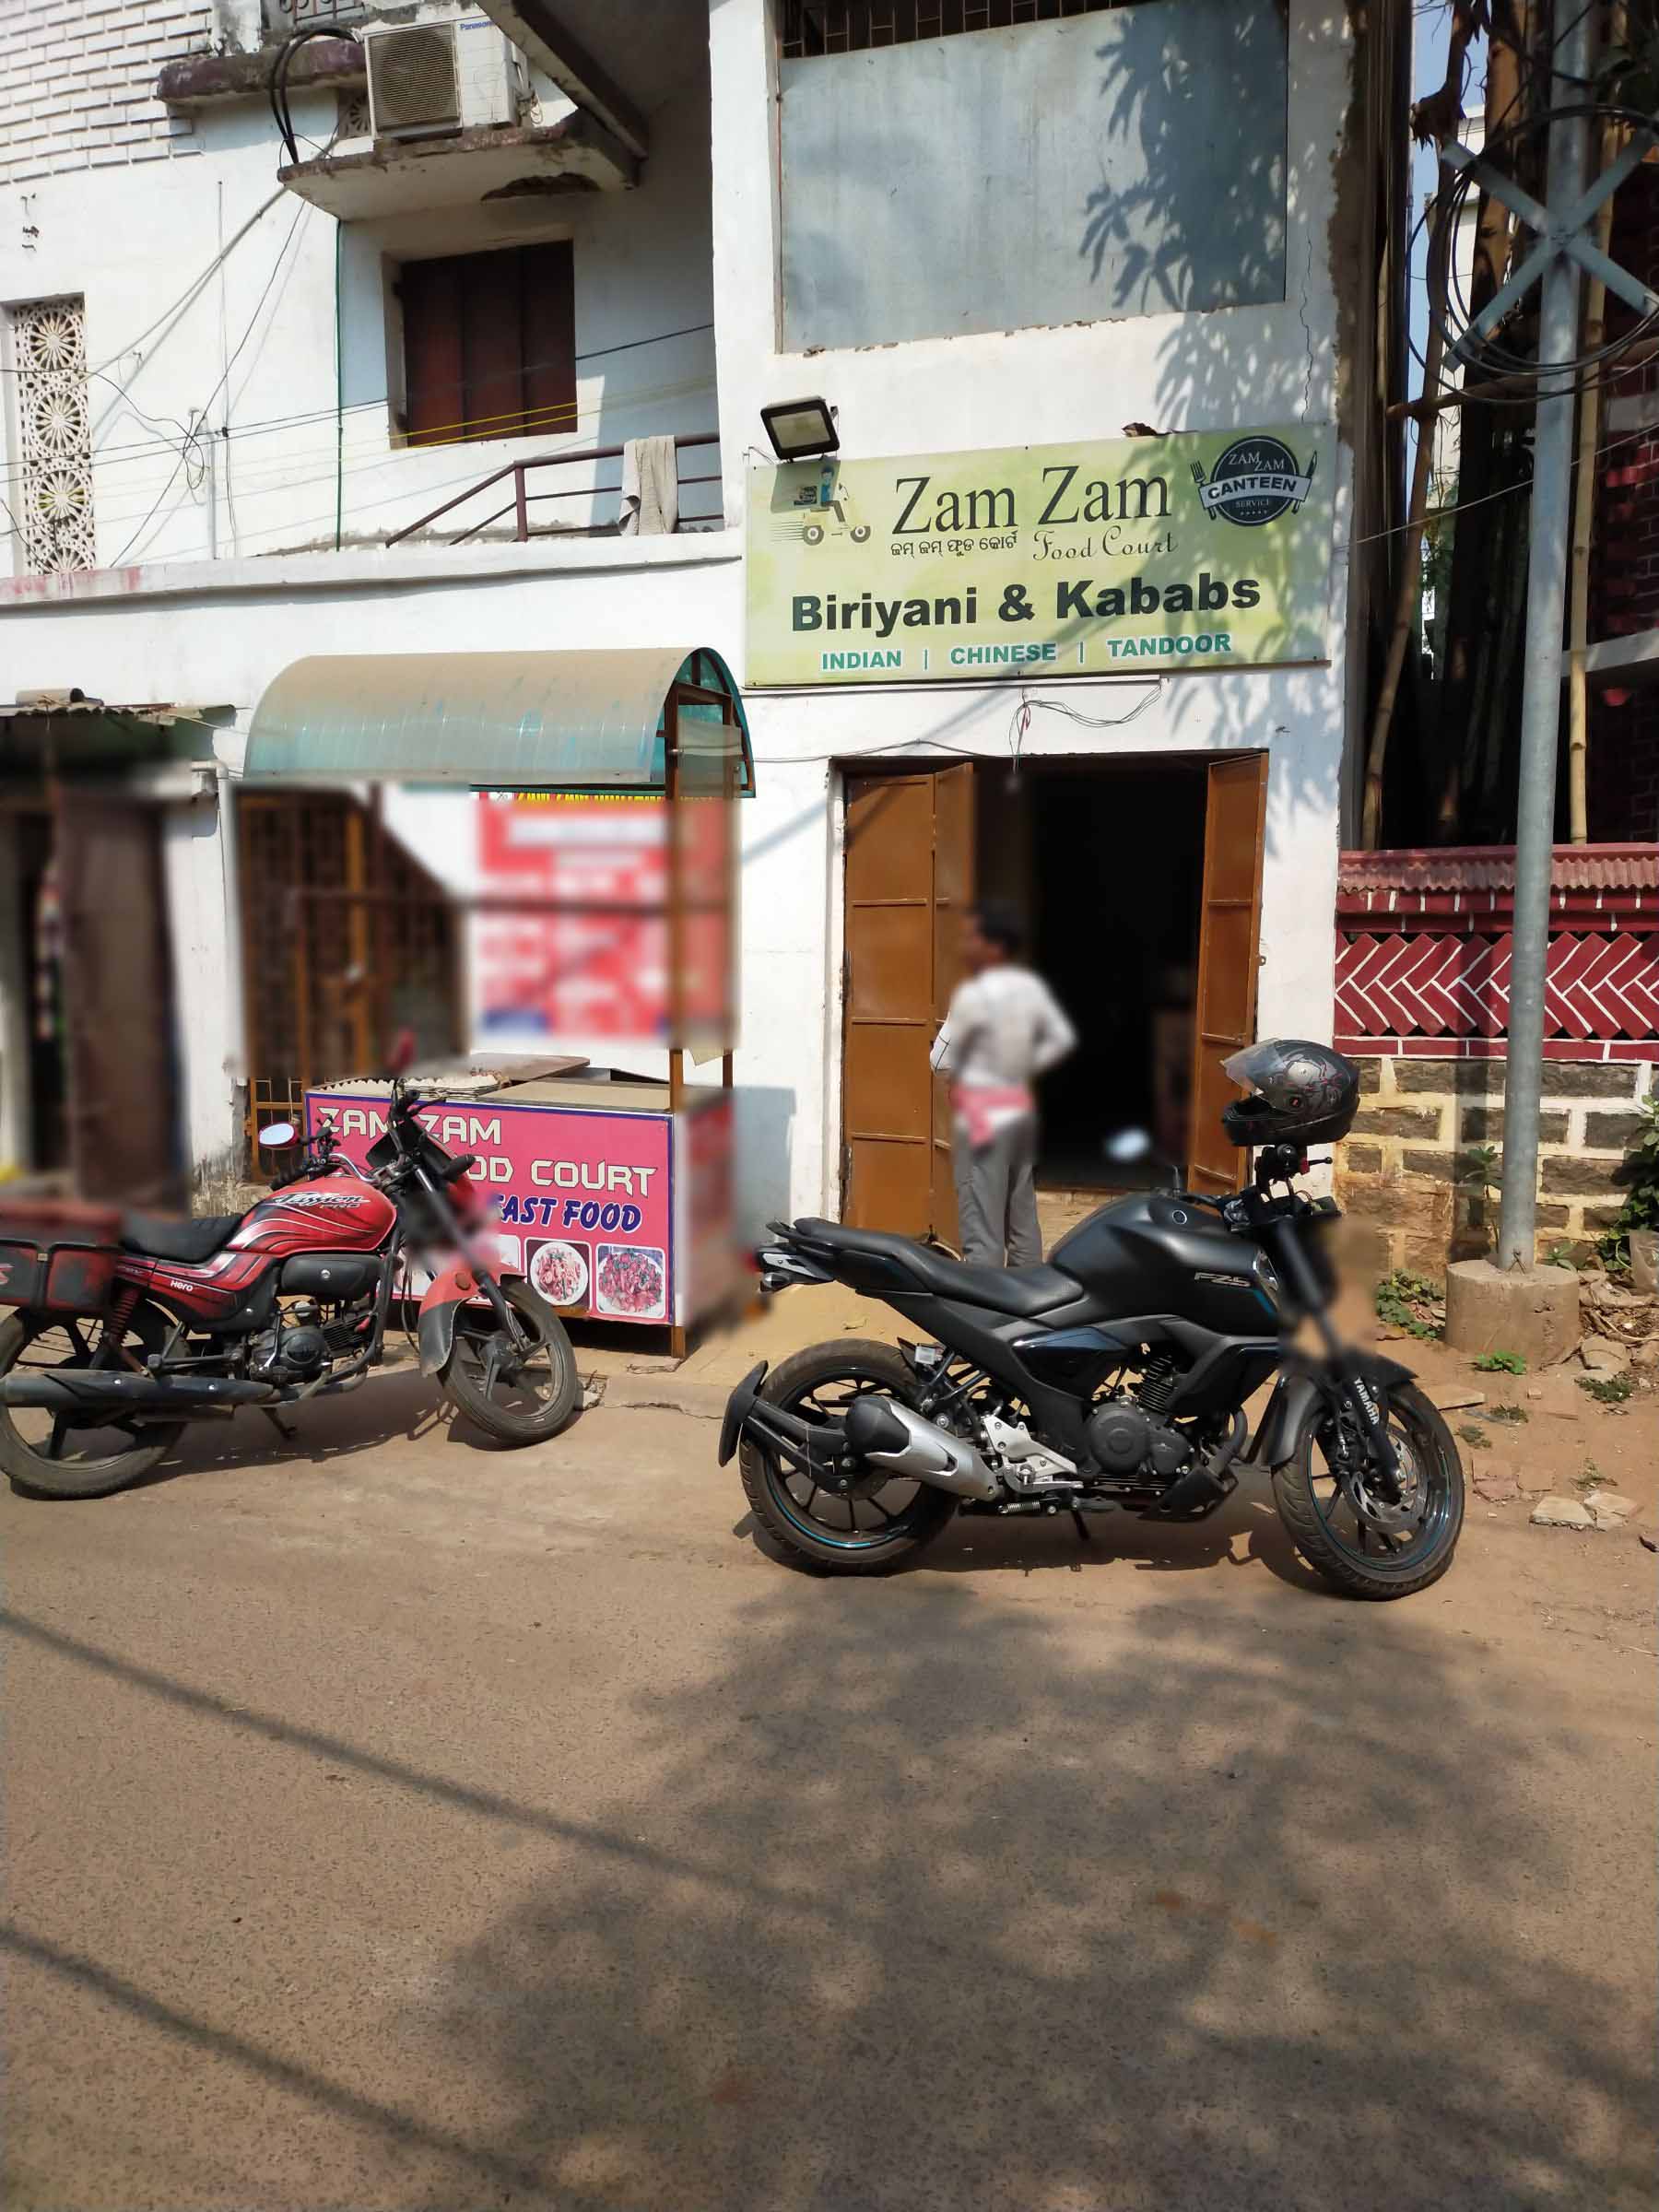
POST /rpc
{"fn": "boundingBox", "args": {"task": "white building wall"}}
[712,0,1362,1220]
[1,21,719,576]
[0,0,1381,1227]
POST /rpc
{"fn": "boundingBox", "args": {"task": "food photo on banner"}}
[745,425,1335,687]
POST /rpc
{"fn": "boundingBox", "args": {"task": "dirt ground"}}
[3,1321,1654,2212]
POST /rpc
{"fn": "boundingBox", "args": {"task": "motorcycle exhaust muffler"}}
[720,1364,997,1501]
[0,1371,279,1416]
[842,1396,999,1502]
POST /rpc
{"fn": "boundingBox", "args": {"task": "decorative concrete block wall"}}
[1335,1053,1654,1275]
[0,0,212,187]
[1333,845,1656,1276]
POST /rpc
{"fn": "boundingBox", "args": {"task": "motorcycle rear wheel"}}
[1272,1382,1464,1599]
[0,1302,183,1500]
[440,1277,579,1444]
[739,1340,956,1573]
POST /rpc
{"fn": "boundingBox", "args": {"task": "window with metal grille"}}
[397,241,576,448]
[781,0,1118,56]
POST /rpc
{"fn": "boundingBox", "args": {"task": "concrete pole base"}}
[1443,1259,1581,1367]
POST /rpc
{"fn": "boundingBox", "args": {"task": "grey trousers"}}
[954,1113,1042,1269]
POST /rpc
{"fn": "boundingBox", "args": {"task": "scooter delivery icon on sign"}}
[785,458,873,547]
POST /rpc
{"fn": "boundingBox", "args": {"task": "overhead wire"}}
[0,320,720,488]
[1339,408,1659,552]
[1423,101,1659,394]
[1405,1,1655,411]
[73,370,722,532]
[0,190,288,382]
[109,193,312,564]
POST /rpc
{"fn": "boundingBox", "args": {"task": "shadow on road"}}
[399,1585,1646,2208]
[738,1481,1327,1599]
[63,1367,588,1500]
[3,1558,1648,2208]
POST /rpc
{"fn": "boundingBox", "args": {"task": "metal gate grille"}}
[238,792,462,1157]
[782,0,1115,56]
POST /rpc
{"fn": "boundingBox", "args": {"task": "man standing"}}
[930,904,1076,1268]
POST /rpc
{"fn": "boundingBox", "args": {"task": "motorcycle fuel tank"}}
[232,1176,397,1258]
[1049,1190,1277,1335]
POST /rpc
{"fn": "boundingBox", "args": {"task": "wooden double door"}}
[840,752,1269,1239]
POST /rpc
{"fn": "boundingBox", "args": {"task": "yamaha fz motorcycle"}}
[0,1074,578,1499]
[722,1144,1465,1601]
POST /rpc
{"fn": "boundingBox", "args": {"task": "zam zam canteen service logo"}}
[1189,435,1318,527]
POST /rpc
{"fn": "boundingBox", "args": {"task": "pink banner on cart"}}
[306,1092,673,1325]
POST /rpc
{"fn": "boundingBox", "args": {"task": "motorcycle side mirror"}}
[258,1122,297,1147]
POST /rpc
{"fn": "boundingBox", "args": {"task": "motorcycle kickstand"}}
[1070,1506,1091,1544]
[261,1406,300,1442]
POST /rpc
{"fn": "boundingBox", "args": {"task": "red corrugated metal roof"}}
[1339,844,1659,892]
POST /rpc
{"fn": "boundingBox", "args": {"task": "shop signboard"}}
[745,425,1335,688]
[304,1090,677,1324]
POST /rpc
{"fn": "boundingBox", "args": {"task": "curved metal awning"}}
[242,646,751,791]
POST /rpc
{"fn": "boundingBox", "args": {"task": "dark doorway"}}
[974,758,1209,1190]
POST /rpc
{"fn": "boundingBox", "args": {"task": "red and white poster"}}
[306,1091,674,1325]
[473,794,668,1045]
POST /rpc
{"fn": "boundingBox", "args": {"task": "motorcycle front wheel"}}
[440,1277,579,1444]
[738,1339,956,1574]
[1273,1382,1464,1600]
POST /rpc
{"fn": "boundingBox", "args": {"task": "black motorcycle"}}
[721,1129,1464,1603]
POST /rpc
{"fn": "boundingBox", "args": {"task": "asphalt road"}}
[4,1373,1653,2211]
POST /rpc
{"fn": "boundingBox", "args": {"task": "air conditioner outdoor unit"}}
[361,12,523,141]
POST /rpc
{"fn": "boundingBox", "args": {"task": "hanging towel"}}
[618,437,679,535]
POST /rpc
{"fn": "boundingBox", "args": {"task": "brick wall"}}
[1590,163,1659,842]
[1335,1054,1654,1275]
[0,0,213,187]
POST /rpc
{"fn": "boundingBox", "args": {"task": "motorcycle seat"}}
[119,1212,244,1264]
[792,1219,1081,1320]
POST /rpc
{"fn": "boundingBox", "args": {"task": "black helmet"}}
[1220,1040,1360,1147]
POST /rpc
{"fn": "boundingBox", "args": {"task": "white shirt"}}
[930,966,1077,1089]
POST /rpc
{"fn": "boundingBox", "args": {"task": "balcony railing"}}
[383,434,723,549]
[264,0,370,30]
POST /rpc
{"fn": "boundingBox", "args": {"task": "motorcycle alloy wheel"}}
[1272,1382,1464,1600]
[738,1339,957,1574]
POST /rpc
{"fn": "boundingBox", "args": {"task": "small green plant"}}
[1458,1142,1502,1252]
[1577,1374,1634,1406]
[1474,1350,1526,1375]
[1487,1402,1529,1424]
[1457,1422,1487,1447]
[1576,1458,1605,1492]
[1596,1092,1659,1269]
[1374,1269,1441,1340]
[1545,1241,1578,1269]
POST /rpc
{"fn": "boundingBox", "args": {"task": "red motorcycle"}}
[0,1073,578,1499]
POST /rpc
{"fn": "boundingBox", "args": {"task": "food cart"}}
[302,1067,733,1334]
[244,646,751,1352]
